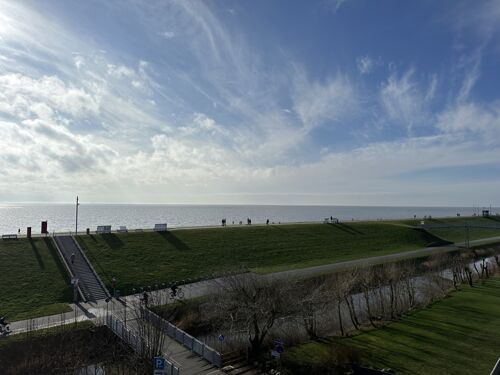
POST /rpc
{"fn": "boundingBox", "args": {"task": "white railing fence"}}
[143,309,222,368]
[105,314,180,375]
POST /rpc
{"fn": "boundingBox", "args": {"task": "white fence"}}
[106,314,180,375]
[144,309,222,368]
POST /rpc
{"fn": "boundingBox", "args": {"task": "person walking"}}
[70,252,75,264]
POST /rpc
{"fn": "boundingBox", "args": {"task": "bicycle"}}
[0,322,10,336]
[169,287,185,300]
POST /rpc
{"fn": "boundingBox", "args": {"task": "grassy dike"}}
[0,237,72,321]
[76,222,448,294]
[285,278,500,375]
[1,215,499,321]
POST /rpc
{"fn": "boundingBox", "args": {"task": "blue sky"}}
[0,0,499,206]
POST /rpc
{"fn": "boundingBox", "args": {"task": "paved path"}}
[5,234,500,373]
[9,234,500,334]
[265,236,500,281]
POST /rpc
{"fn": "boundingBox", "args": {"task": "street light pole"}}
[75,196,80,235]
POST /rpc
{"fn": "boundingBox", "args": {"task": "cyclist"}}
[170,284,178,298]
[142,291,149,307]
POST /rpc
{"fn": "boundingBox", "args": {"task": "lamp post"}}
[105,296,112,324]
[75,196,80,235]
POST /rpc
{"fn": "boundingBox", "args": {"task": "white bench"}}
[2,234,18,240]
[96,225,112,234]
[154,223,168,232]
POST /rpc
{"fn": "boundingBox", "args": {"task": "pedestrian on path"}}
[70,252,75,264]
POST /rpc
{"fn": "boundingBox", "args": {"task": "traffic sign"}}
[153,357,165,370]
[276,345,284,354]
[218,334,225,342]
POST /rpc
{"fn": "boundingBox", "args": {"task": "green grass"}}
[287,278,500,375]
[0,238,72,321]
[392,216,500,243]
[77,222,447,294]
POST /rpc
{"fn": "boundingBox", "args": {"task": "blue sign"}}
[276,345,285,354]
[218,334,225,342]
[154,357,165,370]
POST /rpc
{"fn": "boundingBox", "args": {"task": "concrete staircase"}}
[54,235,109,302]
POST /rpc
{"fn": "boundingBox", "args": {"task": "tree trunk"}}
[377,282,385,318]
[363,288,376,327]
[337,298,344,336]
[389,281,396,319]
[345,296,359,330]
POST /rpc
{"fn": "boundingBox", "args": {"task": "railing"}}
[106,314,180,375]
[144,309,222,368]
[491,358,500,375]
[72,235,111,298]
[52,236,86,302]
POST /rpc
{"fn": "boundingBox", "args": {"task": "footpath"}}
[5,235,500,373]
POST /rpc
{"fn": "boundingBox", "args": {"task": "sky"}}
[0,0,499,206]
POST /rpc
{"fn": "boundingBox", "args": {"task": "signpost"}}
[112,277,117,297]
[272,338,284,370]
[218,334,224,353]
[153,356,165,375]
[71,277,79,303]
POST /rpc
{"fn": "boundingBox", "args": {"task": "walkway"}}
[54,236,109,301]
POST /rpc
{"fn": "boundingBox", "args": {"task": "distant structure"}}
[482,209,490,217]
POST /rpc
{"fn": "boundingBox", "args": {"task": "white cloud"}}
[0,73,100,118]
[436,102,500,140]
[357,56,374,75]
[159,31,175,39]
[325,0,349,13]
[293,70,357,131]
[106,64,135,78]
[380,69,437,135]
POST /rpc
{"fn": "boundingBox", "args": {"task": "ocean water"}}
[0,203,497,235]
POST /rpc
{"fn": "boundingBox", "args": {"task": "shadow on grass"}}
[157,231,190,250]
[100,234,124,249]
[29,239,45,269]
[327,223,365,235]
[43,238,73,301]
[413,227,453,247]
[486,216,500,224]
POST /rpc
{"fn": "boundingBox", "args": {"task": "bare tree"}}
[213,274,297,357]
[294,276,328,339]
[358,266,377,327]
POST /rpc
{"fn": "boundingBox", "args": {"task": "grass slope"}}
[0,238,72,321]
[393,216,500,243]
[77,222,445,294]
[288,278,500,375]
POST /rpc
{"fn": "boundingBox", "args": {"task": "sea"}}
[0,203,497,235]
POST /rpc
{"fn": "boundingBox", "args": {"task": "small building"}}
[482,210,490,217]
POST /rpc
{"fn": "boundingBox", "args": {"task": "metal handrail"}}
[72,235,111,298]
[52,236,86,302]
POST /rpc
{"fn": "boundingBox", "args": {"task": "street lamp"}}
[75,196,80,235]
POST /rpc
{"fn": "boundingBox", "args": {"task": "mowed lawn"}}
[287,278,500,375]
[77,222,445,294]
[0,238,72,321]
[393,216,500,243]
